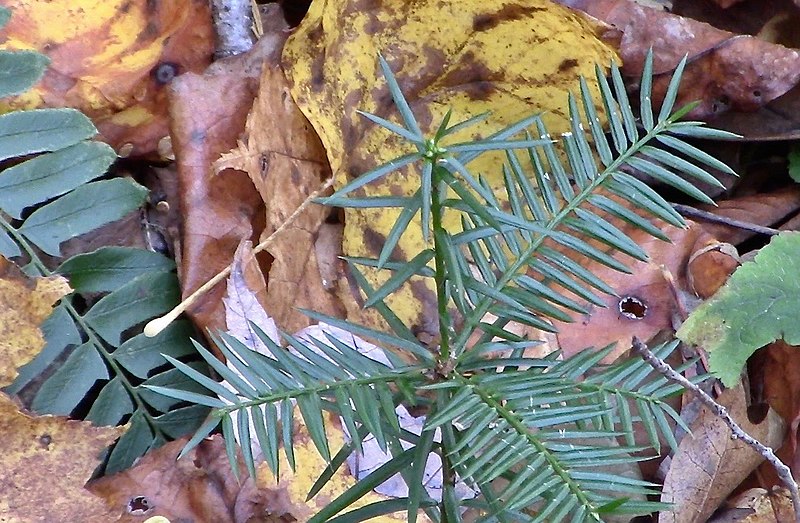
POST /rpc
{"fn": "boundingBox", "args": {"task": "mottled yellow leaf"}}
[257,414,429,521]
[0,257,70,387]
[0,394,122,521]
[283,0,619,336]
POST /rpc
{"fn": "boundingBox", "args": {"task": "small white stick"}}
[144,176,335,337]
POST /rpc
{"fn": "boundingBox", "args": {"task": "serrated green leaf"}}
[0,229,20,258]
[0,141,116,218]
[57,246,174,293]
[86,377,134,426]
[113,321,196,378]
[106,412,154,475]
[18,178,148,256]
[31,342,109,415]
[84,271,179,346]
[155,405,211,439]
[0,50,48,99]
[677,231,800,386]
[0,108,97,161]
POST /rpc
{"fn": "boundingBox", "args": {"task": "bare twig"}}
[630,337,800,523]
[144,176,335,337]
[210,0,257,59]
[670,203,782,237]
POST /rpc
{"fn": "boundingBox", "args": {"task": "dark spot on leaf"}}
[260,154,270,176]
[310,55,325,92]
[558,58,579,73]
[473,14,497,31]
[438,55,497,101]
[38,434,52,450]
[619,296,647,319]
[152,62,180,85]
[127,496,152,515]
[363,228,387,257]
[119,0,133,13]
[291,166,301,186]
[409,279,439,336]
[472,4,544,31]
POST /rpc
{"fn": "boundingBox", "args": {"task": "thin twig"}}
[144,176,335,337]
[630,337,800,523]
[671,203,782,237]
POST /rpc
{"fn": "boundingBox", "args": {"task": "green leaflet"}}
[678,231,800,386]
[0,37,210,474]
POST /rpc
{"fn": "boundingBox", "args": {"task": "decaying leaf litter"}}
[4,0,800,521]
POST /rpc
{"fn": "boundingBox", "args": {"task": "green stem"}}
[430,163,453,369]
[0,217,168,441]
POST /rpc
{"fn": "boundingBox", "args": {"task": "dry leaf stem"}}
[630,337,800,523]
[671,203,781,237]
[144,176,335,337]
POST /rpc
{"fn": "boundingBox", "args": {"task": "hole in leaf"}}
[618,296,647,320]
[127,496,152,515]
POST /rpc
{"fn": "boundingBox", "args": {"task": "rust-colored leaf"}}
[0,0,214,155]
[88,435,271,523]
[215,65,344,334]
[563,0,800,119]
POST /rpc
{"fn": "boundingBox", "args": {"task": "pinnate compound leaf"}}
[678,232,800,386]
[31,342,109,415]
[18,178,148,256]
[0,141,117,219]
[83,271,180,346]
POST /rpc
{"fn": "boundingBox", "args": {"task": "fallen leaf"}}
[167,36,286,344]
[216,64,343,334]
[563,0,800,119]
[659,385,786,523]
[283,0,619,338]
[553,220,719,360]
[255,413,430,522]
[677,231,800,386]
[0,256,70,385]
[0,394,122,522]
[690,187,800,246]
[88,435,272,523]
[0,0,214,155]
[708,487,796,523]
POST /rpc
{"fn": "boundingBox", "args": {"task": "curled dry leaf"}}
[88,435,272,523]
[0,395,123,522]
[215,65,343,334]
[562,0,800,119]
[0,0,214,155]
[0,256,70,386]
[282,0,619,338]
[659,385,786,523]
[167,37,287,343]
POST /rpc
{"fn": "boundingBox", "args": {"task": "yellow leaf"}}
[0,394,123,521]
[256,413,430,521]
[0,257,70,387]
[283,0,619,336]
